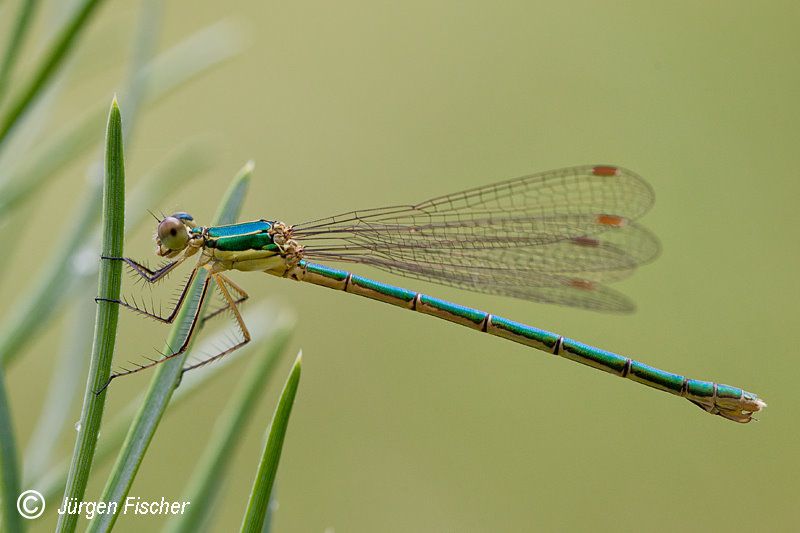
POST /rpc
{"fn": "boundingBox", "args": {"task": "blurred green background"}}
[2,1,798,531]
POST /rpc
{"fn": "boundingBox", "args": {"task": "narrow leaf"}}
[55,97,125,533]
[240,352,303,533]
[0,0,41,103]
[0,367,21,533]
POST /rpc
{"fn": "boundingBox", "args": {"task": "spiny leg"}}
[181,273,251,376]
[96,273,212,393]
[199,273,249,327]
[100,255,186,283]
[96,266,198,324]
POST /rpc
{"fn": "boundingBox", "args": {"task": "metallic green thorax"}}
[197,220,280,252]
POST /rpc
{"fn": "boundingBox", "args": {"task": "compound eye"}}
[157,216,189,251]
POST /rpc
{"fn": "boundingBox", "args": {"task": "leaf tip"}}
[229,160,255,190]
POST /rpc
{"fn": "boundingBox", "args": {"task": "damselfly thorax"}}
[156,217,304,276]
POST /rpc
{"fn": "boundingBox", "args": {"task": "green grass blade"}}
[86,161,253,533]
[211,161,253,226]
[0,366,22,533]
[55,97,125,533]
[167,320,295,533]
[0,0,41,104]
[0,0,108,148]
[240,352,303,533]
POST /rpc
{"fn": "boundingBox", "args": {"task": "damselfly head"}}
[155,212,195,256]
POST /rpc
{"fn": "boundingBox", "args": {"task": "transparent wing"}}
[305,222,659,281]
[360,259,639,313]
[292,165,659,312]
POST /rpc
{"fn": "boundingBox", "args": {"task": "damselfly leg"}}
[96,258,199,324]
[199,274,249,328]
[100,255,185,283]
[182,273,251,374]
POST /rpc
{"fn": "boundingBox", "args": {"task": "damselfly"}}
[99,165,765,422]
